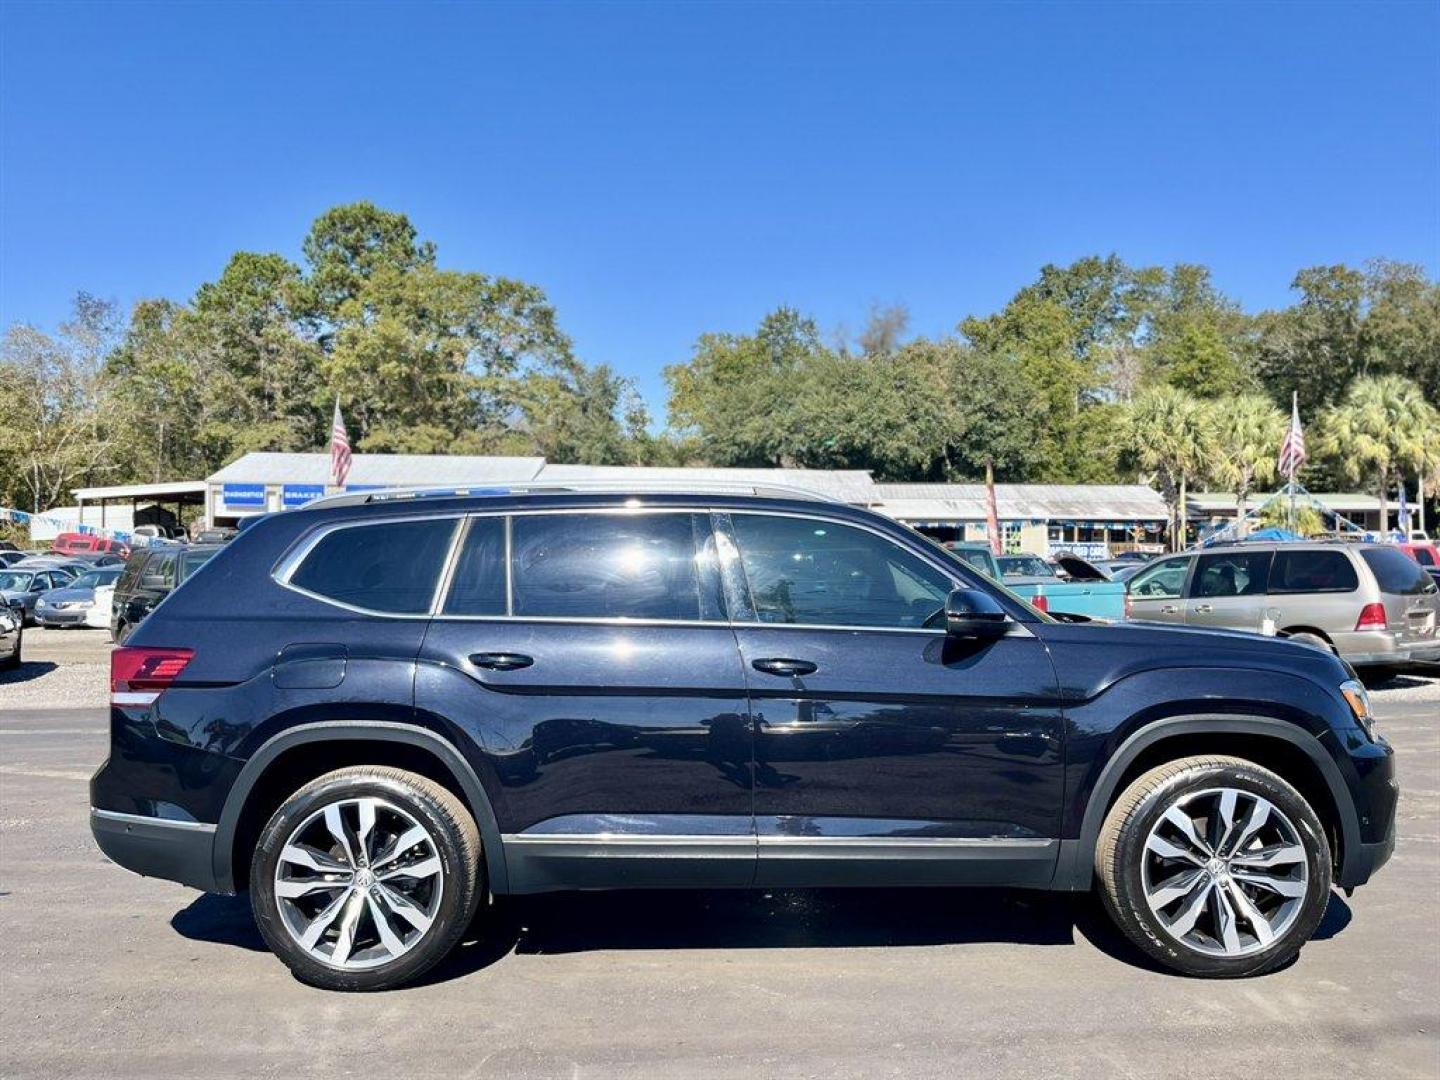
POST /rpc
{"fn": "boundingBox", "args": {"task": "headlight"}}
[1339,678,1375,738]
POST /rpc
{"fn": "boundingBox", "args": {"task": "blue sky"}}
[2,1,1437,421]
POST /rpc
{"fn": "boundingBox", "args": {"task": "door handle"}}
[469,652,534,671]
[1193,603,1214,613]
[751,657,818,677]
[1160,604,1179,615]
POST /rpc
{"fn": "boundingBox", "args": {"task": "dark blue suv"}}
[90,485,1397,989]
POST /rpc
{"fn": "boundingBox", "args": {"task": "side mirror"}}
[944,587,1012,639]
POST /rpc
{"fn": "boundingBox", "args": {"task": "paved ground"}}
[1,629,1438,1079]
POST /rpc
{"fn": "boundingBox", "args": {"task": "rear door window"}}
[1190,552,1272,598]
[442,517,507,616]
[1360,547,1436,595]
[289,518,458,614]
[1268,550,1359,594]
[509,512,715,621]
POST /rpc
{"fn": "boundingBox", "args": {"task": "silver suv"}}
[1126,542,1440,670]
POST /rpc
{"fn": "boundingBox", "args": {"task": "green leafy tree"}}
[0,294,123,510]
[1316,375,1440,531]
[1207,394,1286,535]
[1125,386,1214,549]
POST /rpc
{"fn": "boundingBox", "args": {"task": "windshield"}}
[949,547,998,576]
[73,570,121,589]
[0,572,34,590]
[997,555,1055,578]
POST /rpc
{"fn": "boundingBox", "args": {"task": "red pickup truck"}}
[51,531,130,558]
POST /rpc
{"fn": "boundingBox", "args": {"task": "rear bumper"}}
[90,809,221,892]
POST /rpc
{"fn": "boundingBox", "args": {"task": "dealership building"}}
[66,451,1173,554]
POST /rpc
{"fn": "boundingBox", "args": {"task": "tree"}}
[1316,375,1440,532]
[665,307,822,467]
[1207,394,1286,536]
[1126,386,1214,549]
[0,294,123,510]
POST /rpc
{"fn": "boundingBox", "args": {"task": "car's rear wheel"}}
[1097,755,1331,977]
[250,766,482,991]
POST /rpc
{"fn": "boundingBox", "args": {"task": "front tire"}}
[1097,755,1331,977]
[250,767,482,991]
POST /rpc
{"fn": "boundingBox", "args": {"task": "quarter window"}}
[1269,550,1359,594]
[509,513,711,621]
[729,514,952,629]
[442,517,507,615]
[289,518,458,614]
[1129,557,1191,600]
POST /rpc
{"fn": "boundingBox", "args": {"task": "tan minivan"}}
[1126,542,1440,670]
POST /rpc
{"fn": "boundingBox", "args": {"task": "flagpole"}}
[1288,392,1298,533]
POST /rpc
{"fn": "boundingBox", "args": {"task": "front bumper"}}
[90,809,221,892]
[35,609,91,627]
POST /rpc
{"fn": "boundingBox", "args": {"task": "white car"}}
[32,567,123,629]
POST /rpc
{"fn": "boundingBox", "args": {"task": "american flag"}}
[1277,391,1306,479]
[329,396,352,488]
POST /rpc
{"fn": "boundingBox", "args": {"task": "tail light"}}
[111,646,193,707]
[1354,603,1388,632]
[1031,594,1049,613]
[1124,593,1133,619]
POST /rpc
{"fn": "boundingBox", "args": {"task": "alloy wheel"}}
[1140,787,1310,958]
[273,796,445,970]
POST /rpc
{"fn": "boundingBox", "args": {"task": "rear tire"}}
[1283,631,1332,654]
[250,766,482,991]
[1097,755,1331,978]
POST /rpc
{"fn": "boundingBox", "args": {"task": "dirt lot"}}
[2,628,1438,1079]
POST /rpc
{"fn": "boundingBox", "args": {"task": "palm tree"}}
[1208,394,1287,537]
[1128,386,1214,550]
[1317,376,1440,533]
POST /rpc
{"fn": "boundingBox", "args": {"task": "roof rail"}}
[300,478,841,511]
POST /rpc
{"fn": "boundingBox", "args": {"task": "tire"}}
[1096,755,1332,978]
[1284,631,1332,654]
[250,766,483,991]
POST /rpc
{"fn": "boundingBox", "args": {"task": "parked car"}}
[0,601,20,669]
[1110,550,1156,564]
[50,531,130,558]
[109,545,221,642]
[1126,542,1440,671]
[11,556,87,579]
[193,526,238,544]
[0,568,75,625]
[991,551,1127,619]
[131,524,187,544]
[0,539,18,552]
[1095,559,1145,582]
[1397,541,1440,589]
[33,566,123,629]
[93,486,1396,990]
[0,550,30,568]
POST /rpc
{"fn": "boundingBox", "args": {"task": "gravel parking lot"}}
[2,628,1437,1079]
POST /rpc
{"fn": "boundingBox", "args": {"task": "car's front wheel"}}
[250,766,483,991]
[1097,755,1332,977]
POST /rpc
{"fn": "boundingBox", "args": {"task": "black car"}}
[91,485,1397,991]
[109,544,221,643]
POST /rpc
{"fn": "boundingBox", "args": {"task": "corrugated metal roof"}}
[208,452,546,486]
[537,465,879,504]
[873,483,1167,521]
[1188,491,1400,513]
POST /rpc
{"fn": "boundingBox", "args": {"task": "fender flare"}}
[211,720,508,895]
[1051,714,1361,891]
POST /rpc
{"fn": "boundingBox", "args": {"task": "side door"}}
[1184,550,1273,633]
[1125,555,1193,622]
[416,508,755,891]
[718,510,1065,888]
